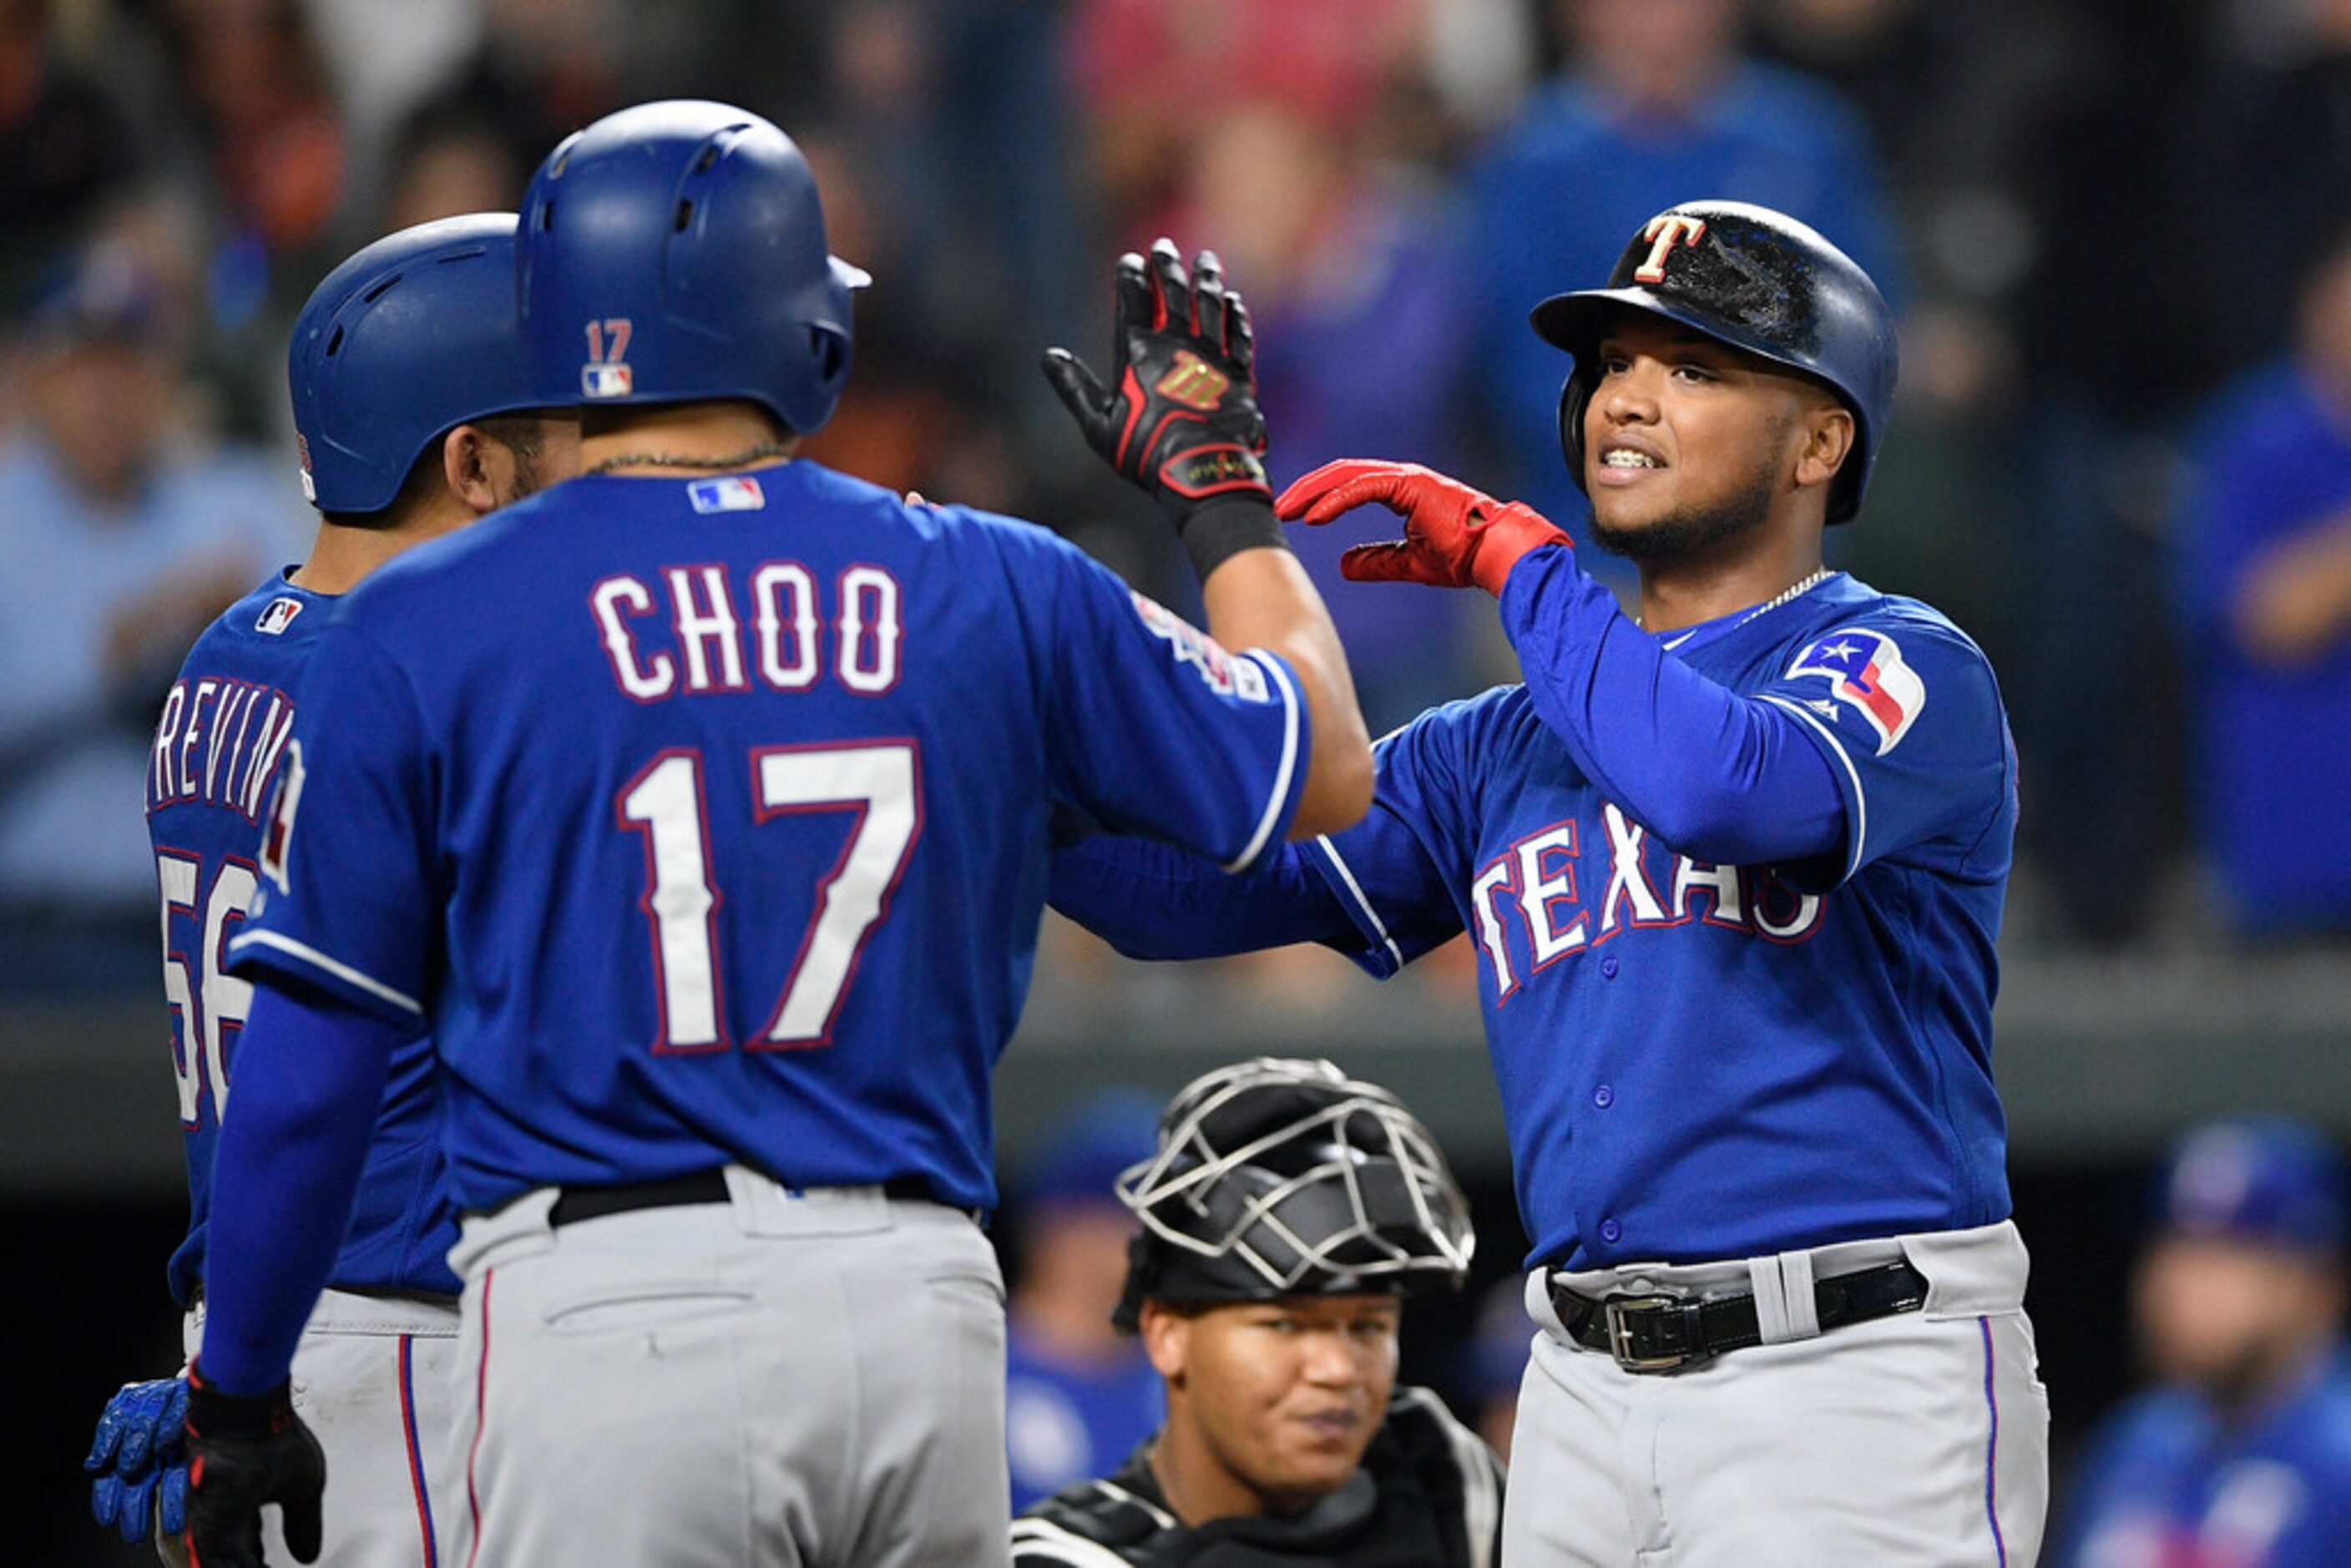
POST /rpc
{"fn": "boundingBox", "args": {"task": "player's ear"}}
[440,424,505,517]
[1138,1300,1191,1383]
[1791,398,1853,494]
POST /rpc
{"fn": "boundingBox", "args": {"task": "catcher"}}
[1010,1059,1503,1566]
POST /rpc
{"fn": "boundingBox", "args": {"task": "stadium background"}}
[6,0,2350,1560]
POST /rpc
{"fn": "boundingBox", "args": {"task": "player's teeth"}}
[1602,449,1658,468]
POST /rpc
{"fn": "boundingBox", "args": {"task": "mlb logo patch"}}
[581,362,635,398]
[1787,630,1926,756]
[255,596,304,635]
[688,477,766,513]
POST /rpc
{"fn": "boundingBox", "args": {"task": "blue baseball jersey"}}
[1004,1328,1164,1512]
[225,463,1308,1213]
[149,574,458,1306]
[2052,1353,2351,1568]
[1056,565,2018,1269]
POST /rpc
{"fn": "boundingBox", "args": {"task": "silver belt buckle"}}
[1603,1293,1702,1372]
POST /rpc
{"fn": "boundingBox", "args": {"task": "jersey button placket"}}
[1600,1219,1622,1244]
[1600,956,1619,979]
[1593,1085,1614,1109]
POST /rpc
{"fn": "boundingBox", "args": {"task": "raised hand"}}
[1044,239,1282,580]
[1277,459,1570,596]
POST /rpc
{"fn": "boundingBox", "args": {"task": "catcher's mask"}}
[1111,1058,1474,1332]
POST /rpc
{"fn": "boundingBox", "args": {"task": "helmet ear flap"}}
[1557,373,1593,490]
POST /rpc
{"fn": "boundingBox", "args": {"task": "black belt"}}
[1552,1259,1929,1373]
[546,1170,943,1228]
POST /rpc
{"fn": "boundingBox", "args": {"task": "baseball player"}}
[78,212,576,1566]
[181,99,1372,1568]
[2052,1118,2351,1568]
[1010,1058,1502,1568]
[1049,200,2048,1564]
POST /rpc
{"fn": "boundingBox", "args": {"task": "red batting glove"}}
[1275,459,1570,596]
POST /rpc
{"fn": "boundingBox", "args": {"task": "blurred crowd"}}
[11,0,2351,999]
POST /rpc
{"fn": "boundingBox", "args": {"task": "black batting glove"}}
[184,1364,324,1567]
[1044,238,1285,580]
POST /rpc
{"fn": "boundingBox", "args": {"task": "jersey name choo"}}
[590,559,906,701]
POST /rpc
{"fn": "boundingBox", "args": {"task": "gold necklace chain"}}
[589,443,795,476]
[1735,566,1833,628]
[1637,568,1834,633]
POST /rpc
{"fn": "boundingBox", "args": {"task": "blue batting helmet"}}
[2151,1117,2349,1256]
[1530,200,1898,525]
[518,99,869,436]
[289,213,556,517]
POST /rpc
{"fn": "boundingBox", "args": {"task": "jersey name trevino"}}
[591,560,904,701]
[148,677,296,820]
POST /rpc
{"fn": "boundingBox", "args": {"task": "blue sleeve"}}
[1048,704,1475,976]
[1300,710,1477,977]
[195,983,402,1394]
[1040,547,1308,873]
[1497,549,1847,869]
[1049,837,1355,959]
[225,627,439,1019]
[1752,608,2015,883]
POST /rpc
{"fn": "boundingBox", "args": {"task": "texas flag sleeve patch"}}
[1787,630,1926,755]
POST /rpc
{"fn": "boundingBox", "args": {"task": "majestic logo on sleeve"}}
[1787,630,1925,756]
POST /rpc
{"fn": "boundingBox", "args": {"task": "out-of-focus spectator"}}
[163,0,346,260]
[381,104,525,232]
[1066,1,1498,727]
[1000,1090,1166,1512]
[0,0,139,314]
[0,240,306,985]
[2184,0,2351,392]
[2051,1117,2351,1568]
[2172,231,2351,940]
[1458,1273,1531,1464]
[1171,98,1490,730]
[791,127,1023,513]
[1464,0,1904,541]
[1064,0,1426,247]
[402,0,704,212]
[300,0,478,218]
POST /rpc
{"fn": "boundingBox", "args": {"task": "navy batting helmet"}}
[289,213,559,517]
[1110,1058,1474,1332]
[1530,200,1897,525]
[518,99,869,437]
[2152,1118,2348,1257]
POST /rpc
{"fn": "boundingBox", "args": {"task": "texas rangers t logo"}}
[1633,216,1708,283]
[1788,630,1926,755]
